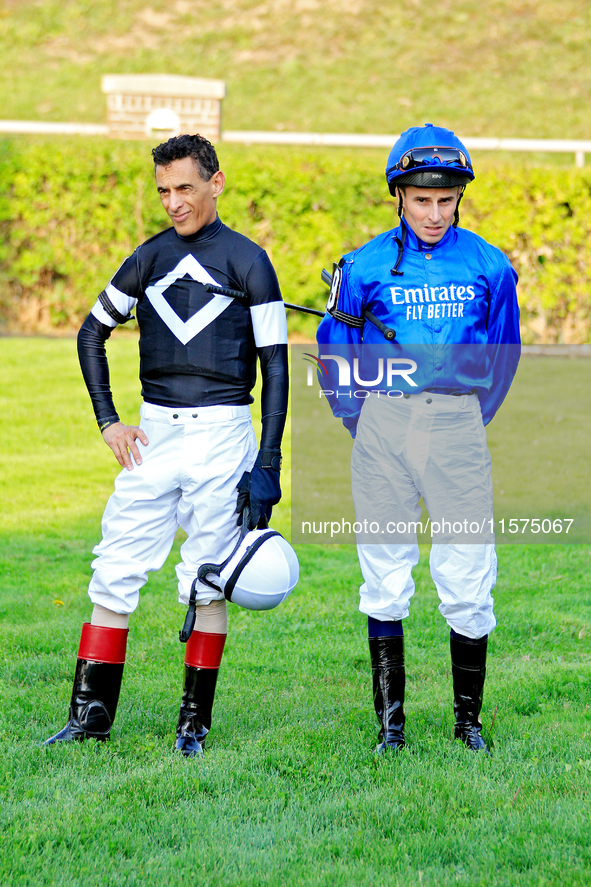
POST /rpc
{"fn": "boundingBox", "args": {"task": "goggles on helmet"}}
[393,146,473,174]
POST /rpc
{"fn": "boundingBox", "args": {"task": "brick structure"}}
[101,74,226,142]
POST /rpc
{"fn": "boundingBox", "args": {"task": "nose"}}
[428,201,441,222]
[169,189,185,213]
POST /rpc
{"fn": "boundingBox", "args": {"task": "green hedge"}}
[1,138,590,343]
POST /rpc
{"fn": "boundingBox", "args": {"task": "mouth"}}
[171,211,191,224]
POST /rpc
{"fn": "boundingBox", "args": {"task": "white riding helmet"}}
[198,528,299,611]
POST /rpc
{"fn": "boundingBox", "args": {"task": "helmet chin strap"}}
[391,188,406,277]
[453,186,465,227]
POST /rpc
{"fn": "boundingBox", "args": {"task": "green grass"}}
[1,337,590,886]
[0,0,590,141]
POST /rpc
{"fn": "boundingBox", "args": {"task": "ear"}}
[211,170,225,198]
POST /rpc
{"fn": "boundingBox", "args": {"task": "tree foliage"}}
[1,138,590,343]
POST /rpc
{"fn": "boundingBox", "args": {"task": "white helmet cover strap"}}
[223,530,282,600]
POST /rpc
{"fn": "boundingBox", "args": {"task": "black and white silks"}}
[78,215,288,451]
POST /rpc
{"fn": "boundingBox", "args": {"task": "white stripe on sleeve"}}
[250,301,288,348]
[90,300,117,328]
[106,283,137,317]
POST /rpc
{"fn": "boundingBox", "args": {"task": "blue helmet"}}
[386,124,474,194]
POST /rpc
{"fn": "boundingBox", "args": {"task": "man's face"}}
[155,156,225,236]
[398,185,461,244]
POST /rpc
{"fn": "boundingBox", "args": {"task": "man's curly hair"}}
[151,133,219,181]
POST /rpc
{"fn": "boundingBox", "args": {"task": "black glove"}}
[235,450,282,530]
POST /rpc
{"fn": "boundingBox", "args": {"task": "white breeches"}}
[88,402,257,615]
[352,392,497,639]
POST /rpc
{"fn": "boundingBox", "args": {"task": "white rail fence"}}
[0,120,589,167]
[223,131,591,168]
[0,121,109,136]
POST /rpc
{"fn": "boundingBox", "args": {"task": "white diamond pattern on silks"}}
[145,255,233,345]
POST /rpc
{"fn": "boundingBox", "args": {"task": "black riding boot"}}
[44,623,127,745]
[174,665,220,756]
[369,635,406,752]
[450,633,489,752]
[175,629,226,757]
